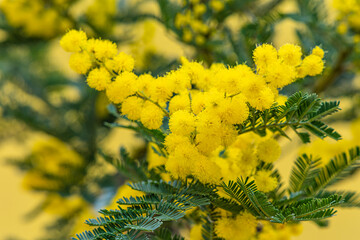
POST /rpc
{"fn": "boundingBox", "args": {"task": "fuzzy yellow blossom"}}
[60,30,87,52]
[105,52,135,73]
[93,40,118,60]
[278,44,302,66]
[69,52,93,74]
[106,72,137,104]
[137,74,155,96]
[253,44,278,72]
[169,94,191,114]
[191,92,207,114]
[166,69,191,93]
[121,96,144,121]
[193,157,222,184]
[243,81,275,110]
[215,212,257,240]
[299,54,324,77]
[87,67,112,91]
[265,60,297,88]
[216,95,249,124]
[312,46,325,58]
[164,134,190,153]
[257,138,281,163]
[165,142,200,179]
[169,110,196,136]
[140,102,165,129]
[148,77,175,104]
[254,170,278,192]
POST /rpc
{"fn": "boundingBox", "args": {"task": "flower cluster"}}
[333,0,360,41]
[174,0,227,44]
[0,0,76,38]
[61,30,325,188]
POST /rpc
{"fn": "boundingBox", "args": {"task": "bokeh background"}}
[1,0,360,239]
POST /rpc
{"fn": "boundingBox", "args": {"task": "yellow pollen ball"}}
[60,30,87,52]
[93,39,118,60]
[87,67,112,91]
[311,46,325,58]
[140,101,165,129]
[165,142,200,179]
[105,52,135,73]
[253,44,278,72]
[169,110,196,136]
[169,94,191,114]
[106,72,137,104]
[254,170,278,192]
[121,96,144,121]
[69,52,92,74]
[278,43,302,66]
[217,94,249,125]
[164,134,190,153]
[257,138,281,163]
[301,54,324,77]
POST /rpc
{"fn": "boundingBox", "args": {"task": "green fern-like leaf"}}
[221,178,285,223]
[316,190,360,208]
[281,195,342,222]
[289,154,321,193]
[306,146,360,194]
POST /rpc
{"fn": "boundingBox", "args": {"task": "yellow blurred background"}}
[1,0,360,239]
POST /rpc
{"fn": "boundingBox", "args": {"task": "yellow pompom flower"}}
[121,96,144,121]
[165,142,200,178]
[192,157,221,184]
[169,110,196,136]
[215,212,258,240]
[148,77,175,104]
[254,170,278,192]
[86,67,111,91]
[311,46,325,58]
[69,52,93,74]
[216,95,249,124]
[93,39,118,60]
[300,54,324,77]
[257,138,281,163]
[106,72,137,104]
[140,101,165,129]
[60,30,87,52]
[253,44,278,72]
[278,43,302,66]
[169,94,191,114]
[245,86,275,111]
[105,52,135,73]
[164,134,190,153]
[265,60,297,88]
